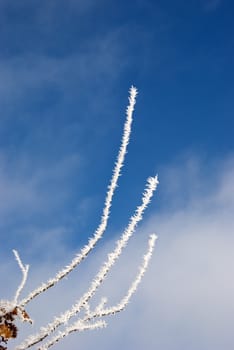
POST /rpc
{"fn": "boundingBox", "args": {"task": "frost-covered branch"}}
[38,320,107,350]
[0,253,31,350]
[90,233,157,317]
[36,234,157,350]
[19,86,138,308]
[0,87,159,350]
[13,250,29,305]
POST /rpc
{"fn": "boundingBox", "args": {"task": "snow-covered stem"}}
[16,176,158,350]
[19,86,138,308]
[36,234,156,350]
[79,234,156,320]
[13,250,29,304]
[38,320,106,350]
[117,233,157,310]
[89,233,157,318]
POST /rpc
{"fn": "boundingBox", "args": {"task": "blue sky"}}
[0,1,234,349]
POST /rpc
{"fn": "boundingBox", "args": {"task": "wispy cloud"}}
[0,150,81,257]
[202,0,222,12]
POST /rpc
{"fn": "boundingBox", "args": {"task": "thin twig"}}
[12,250,29,304]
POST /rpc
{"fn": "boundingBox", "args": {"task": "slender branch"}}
[19,86,138,308]
[88,233,157,318]
[38,320,106,350]
[12,250,29,304]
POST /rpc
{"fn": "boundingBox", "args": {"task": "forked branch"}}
[0,87,158,350]
[38,234,157,350]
